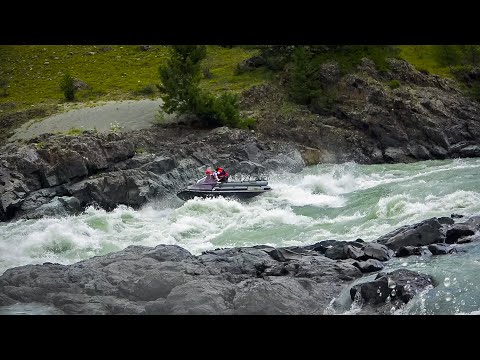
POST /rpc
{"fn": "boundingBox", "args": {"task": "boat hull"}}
[177,188,271,201]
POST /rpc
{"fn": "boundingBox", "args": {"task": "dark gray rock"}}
[445,224,475,243]
[353,259,384,273]
[428,243,453,255]
[438,216,455,225]
[362,243,392,261]
[350,269,436,305]
[396,246,424,257]
[345,245,365,260]
[324,244,347,260]
[24,196,81,219]
[376,218,445,251]
[465,215,480,229]
[139,156,176,175]
[1,127,306,221]
[309,240,342,254]
[459,145,480,157]
[0,241,364,315]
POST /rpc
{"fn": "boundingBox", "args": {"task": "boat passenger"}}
[202,169,219,184]
[216,167,229,182]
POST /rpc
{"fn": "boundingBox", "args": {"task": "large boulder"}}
[375,218,445,251]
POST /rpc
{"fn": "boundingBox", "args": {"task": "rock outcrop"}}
[245,58,480,165]
[2,213,479,314]
[0,243,364,315]
[0,127,304,221]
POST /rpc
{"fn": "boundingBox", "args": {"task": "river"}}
[1,158,480,314]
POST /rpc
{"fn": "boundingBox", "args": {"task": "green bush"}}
[135,84,157,96]
[158,45,249,129]
[158,45,207,114]
[237,117,256,129]
[192,91,254,129]
[203,66,213,79]
[287,47,322,105]
[60,73,76,101]
[66,127,83,135]
[308,90,337,115]
[0,77,9,97]
[388,79,401,89]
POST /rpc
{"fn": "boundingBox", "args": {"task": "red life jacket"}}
[217,169,228,178]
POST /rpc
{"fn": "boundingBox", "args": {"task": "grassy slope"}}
[0,44,462,112]
[0,45,271,110]
[399,45,453,78]
[0,44,469,145]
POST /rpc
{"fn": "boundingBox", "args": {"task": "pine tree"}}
[158,45,207,114]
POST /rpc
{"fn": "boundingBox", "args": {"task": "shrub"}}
[66,127,83,135]
[388,79,401,89]
[135,84,157,96]
[158,46,249,129]
[203,66,213,79]
[158,45,207,114]
[0,77,9,97]
[60,73,76,101]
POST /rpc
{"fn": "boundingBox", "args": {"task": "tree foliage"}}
[158,45,207,114]
[60,73,76,101]
[158,45,254,129]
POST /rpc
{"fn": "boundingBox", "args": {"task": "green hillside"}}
[0,45,271,110]
[2,44,479,145]
[399,45,453,77]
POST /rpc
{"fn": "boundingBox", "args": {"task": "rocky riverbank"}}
[0,126,304,222]
[3,59,480,222]
[0,214,478,315]
[245,58,480,165]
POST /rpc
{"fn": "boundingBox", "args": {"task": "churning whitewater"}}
[2,158,480,276]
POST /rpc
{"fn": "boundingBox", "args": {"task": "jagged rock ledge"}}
[1,214,478,315]
[0,126,304,222]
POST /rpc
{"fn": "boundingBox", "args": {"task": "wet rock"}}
[350,269,435,305]
[438,216,455,225]
[362,243,392,261]
[428,243,454,255]
[0,242,362,315]
[24,196,81,219]
[309,240,340,254]
[459,145,480,157]
[376,218,445,251]
[465,215,480,230]
[324,244,348,260]
[1,127,306,221]
[344,244,364,260]
[396,246,424,257]
[445,224,475,243]
[352,259,384,273]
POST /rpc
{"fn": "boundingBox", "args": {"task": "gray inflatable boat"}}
[177,176,272,201]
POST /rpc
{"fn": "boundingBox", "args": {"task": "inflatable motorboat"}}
[177,176,272,201]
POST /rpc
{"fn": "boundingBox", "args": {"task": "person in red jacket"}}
[202,169,219,184]
[216,167,229,182]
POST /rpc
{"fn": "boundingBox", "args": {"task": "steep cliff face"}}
[0,127,304,222]
[243,58,480,165]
